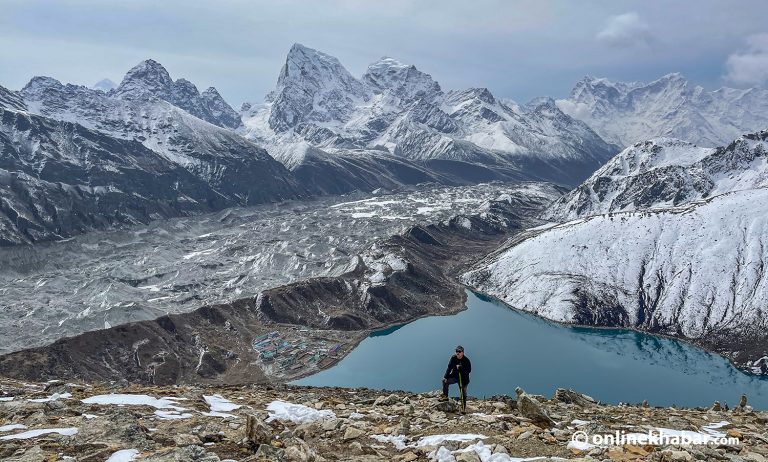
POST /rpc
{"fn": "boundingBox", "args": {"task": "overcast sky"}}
[2,0,767,108]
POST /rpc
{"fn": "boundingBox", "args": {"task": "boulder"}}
[173,433,201,446]
[515,387,555,427]
[374,394,399,406]
[284,438,315,462]
[553,388,595,407]
[245,413,272,446]
[343,426,365,440]
[456,452,481,462]
[436,400,460,413]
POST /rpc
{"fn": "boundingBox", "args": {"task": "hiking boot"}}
[438,394,449,402]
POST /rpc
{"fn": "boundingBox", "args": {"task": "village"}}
[251,328,351,379]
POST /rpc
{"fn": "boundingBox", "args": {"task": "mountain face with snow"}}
[464,188,768,375]
[543,131,768,221]
[464,130,768,375]
[0,63,305,245]
[0,107,237,246]
[0,86,27,112]
[557,73,768,148]
[112,59,242,129]
[242,44,617,188]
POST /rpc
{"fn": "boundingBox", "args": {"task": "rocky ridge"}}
[543,130,768,221]
[557,73,768,148]
[0,378,765,462]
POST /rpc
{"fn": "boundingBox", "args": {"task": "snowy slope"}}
[241,44,617,187]
[463,187,768,374]
[0,85,26,111]
[544,130,768,220]
[557,73,768,147]
[0,107,238,245]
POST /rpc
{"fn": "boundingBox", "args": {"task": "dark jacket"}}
[444,354,471,385]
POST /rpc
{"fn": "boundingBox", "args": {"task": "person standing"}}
[440,345,471,412]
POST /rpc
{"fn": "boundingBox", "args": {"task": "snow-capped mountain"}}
[557,73,768,148]
[91,78,117,92]
[0,106,235,246]
[112,59,241,129]
[242,43,617,187]
[464,187,768,375]
[0,63,306,245]
[544,131,768,220]
[464,129,768,374]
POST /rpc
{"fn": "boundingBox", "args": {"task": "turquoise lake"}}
[295,290,768,409]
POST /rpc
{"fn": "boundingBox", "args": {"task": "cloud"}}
[596,12,653,48]
[725,33,768,86]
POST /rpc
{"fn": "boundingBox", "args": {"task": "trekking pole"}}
[457,368,465,412]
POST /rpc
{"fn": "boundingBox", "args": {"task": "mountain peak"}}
[22,76,62,92]
[268,44,369,132]
[114,59,174,101]
[363,57,441,100]
[276,43,358,90]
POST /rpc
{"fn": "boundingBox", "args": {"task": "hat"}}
[455,345,464,352]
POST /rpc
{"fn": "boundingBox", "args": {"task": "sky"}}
[1,0,768,108]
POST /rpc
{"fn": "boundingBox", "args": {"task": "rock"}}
[284,438,315,462]
[518,430,534,440]
[553,388,596,407]
[343,426,365,440]
[436,400,460,413]
[143,445,221,461]
[456,451,481,462]
[624,444,649,456]
[73,408,149,448]
[173,433,201,446]
[254,444,285,461]
[348,441,364,455]
[322,418,340,431]
[396,452,418,462]
[515,387,555,427]
[4,446,46,462]
[374,394,399,406]
[492,444,508,455]
[743,453,768,462]
[245,413,272,446]
[294,422,321,440]
[661,450,694,462]
[397,417,410,435]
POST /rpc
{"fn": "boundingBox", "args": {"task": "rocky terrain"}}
[0,378,765,462]
[0,185,556,385]
[556,73,768,148]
